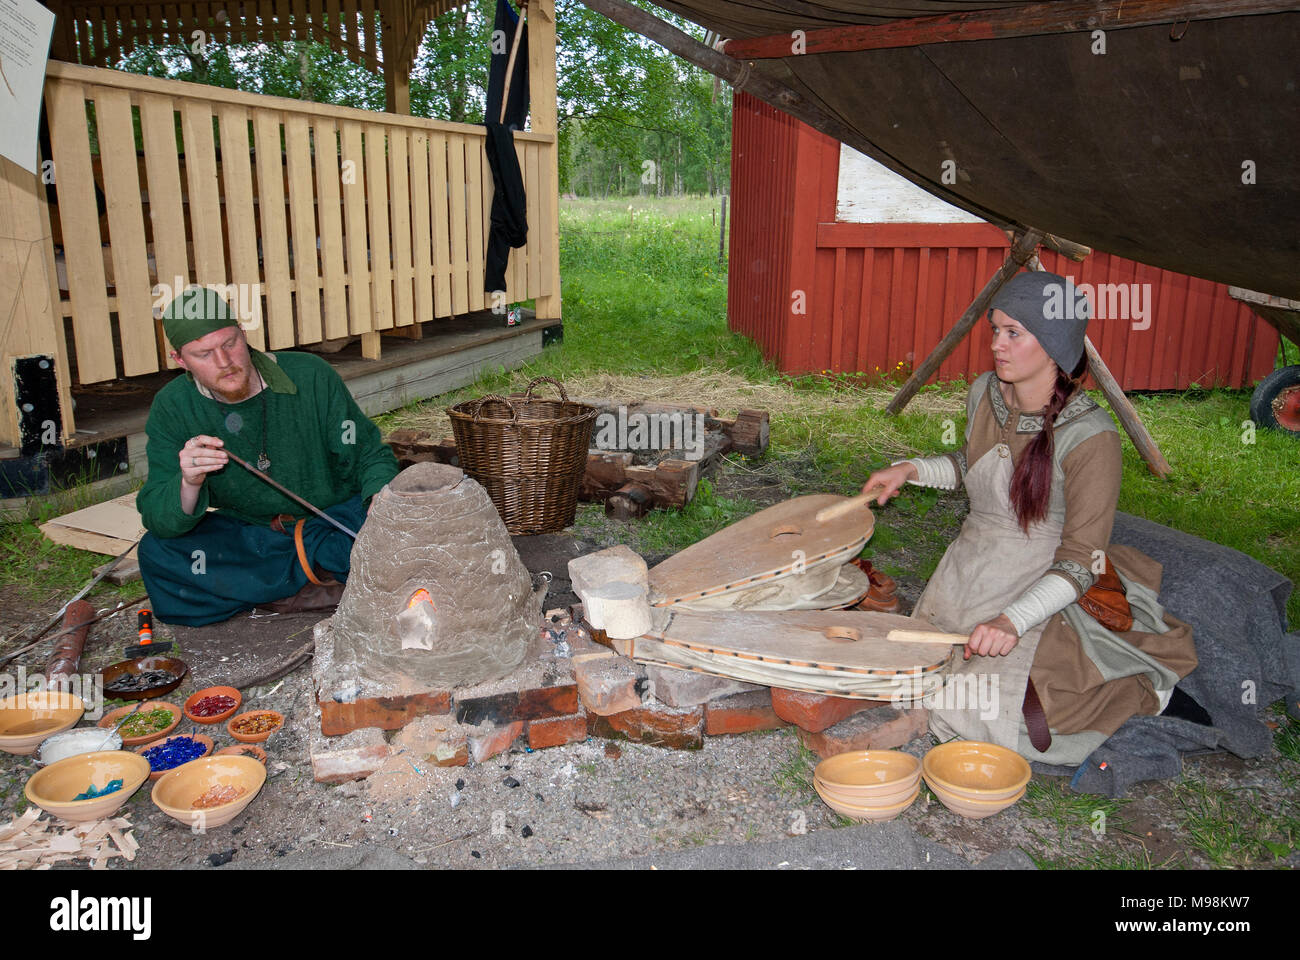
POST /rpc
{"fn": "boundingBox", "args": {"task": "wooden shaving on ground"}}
[0,809,139,870]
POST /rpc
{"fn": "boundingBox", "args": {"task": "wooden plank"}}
[446,133,468,315]
[511,137,527,300]
[525,140,540,301]
[217,104,266,351]
[465,134,485,313]
[179,100,225,288]
[284,113,322,343]
[93,88,157,377]
[341,0,357,55]
[137,93,188,367]
[429,132,452,317]
[45,79,116,383]
[528,0,559,310]
[359,0,374,60]
[364,124,393,331]
[313,117,349,340]
[252,110,295,349]
[339,120,371,336]
[387,127,414,327]
[648,495,874,606]
[723,0,1296,59]
[408,131,433,325]
[39,492,145,555]
[480,143,494,305]
[326,0,341,52]
[294,0,308,42]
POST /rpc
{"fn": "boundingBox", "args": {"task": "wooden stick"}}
[815,483,886,524]
[1083,336,1172,478]
[887,628,969,646]
[499,0,528,125]
[886,229,1044,415]
[721,0,1296,60]
[225,450,359,539]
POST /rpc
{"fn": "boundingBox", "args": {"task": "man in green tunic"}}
[136,287,400,625]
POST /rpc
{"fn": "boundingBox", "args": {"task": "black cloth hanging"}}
[483,0,530,294]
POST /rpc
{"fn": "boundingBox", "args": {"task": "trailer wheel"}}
[1250,365,1300,436]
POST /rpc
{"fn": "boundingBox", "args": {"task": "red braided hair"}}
[1008,355,1089,533]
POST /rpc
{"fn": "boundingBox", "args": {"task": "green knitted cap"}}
[162,286,239,350]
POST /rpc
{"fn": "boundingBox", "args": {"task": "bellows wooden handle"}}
[815,484,886,524]
[887,629,969,646]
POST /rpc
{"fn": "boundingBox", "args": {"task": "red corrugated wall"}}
[728,92,1279,390]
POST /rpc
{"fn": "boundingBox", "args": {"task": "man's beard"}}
[211,366,253,402]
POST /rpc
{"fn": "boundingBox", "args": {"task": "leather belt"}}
[271,514,325,585]
[1022,676,1052,753]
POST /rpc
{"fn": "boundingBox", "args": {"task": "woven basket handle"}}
[470,394,519,421]
[523,376,570,402]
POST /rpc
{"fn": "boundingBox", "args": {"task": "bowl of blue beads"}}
[136,733,213,781]
[24,750,151,822]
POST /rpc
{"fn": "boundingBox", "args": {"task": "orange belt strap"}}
[294,518,327,586]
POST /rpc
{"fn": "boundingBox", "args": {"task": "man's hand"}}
[179,435,228,488]
[861,462,917,506]
[965,614,1020,660]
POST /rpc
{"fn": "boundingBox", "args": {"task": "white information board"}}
[0,0,55,174]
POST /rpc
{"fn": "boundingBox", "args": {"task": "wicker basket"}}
[447,377,597,534]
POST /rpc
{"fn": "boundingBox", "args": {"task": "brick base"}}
[770,688,890,733]
[704,689,789,736]
[587,703,704,750]
[797,706,930,760]
[527,712,588,749]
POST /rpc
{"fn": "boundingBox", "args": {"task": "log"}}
[580,452,635,501]
[626,458,700,509]
[719,409,769,457]
[46,600,93,685]
[1083,336,1172,478]
[605,482,653,521]
[886,229,1044,415]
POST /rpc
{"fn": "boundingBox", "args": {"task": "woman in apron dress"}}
[863,271,1203,766]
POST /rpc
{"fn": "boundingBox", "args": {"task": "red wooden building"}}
[727,91,1279,390]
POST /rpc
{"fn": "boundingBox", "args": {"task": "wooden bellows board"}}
[648,494,874,606]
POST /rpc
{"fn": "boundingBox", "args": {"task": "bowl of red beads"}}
[136,733,214,781]
[226,710,284,744]
[183,687,242,725]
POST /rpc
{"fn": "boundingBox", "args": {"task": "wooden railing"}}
[38,60,558,384]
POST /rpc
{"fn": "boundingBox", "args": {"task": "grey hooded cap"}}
[987,270,1088,373]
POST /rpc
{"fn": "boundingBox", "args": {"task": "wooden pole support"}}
[499,0,528,125]
[1083,336,1172,478]
[886,228,1044,415]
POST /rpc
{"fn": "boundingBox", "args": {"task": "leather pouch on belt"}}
[1077,553,1133,633]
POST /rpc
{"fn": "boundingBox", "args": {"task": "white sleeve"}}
[1001,574,1080,637]
[892,457,960,491]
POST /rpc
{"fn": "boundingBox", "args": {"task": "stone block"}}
[318,689,453,737]
[587,703,704,750]
[797,706,930,760]
[643,664,762,708]
[573,652,646,716]
[770,687,890,733]
[468,720,525,764]
[527,711,588,749]
[310,727,390,784]
[704,689,789,736]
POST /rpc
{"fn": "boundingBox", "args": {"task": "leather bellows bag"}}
[1077,553,1134,633]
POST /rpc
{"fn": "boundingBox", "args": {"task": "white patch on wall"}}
[835,144,984,224]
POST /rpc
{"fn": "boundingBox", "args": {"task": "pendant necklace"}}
[256,371,271,473]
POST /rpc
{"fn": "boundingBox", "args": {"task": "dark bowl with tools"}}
[100,656,190,701]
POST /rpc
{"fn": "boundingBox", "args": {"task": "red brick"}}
[587,703,704,750]
[392,714,471,767]
[704,689,789,736]
[310,727,390,784]
[469,720,525,763]
[454,684,579,726]
[527,712,588,749]
[769,688,890,733]
[573,653,645,716]
[797,706,930,760]
[319,689,453,737]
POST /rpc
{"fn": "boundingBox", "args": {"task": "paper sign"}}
[0,0,55,174]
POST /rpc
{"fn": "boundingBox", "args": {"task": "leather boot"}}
[850,559,901,613]
[257,570,344,614]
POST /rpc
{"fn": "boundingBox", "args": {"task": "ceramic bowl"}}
[183,687,242,725]
[152,755,267,828]
[225,710,284,743]
[214,744,267,764]
[815,776,917,809]
[921,741,1031,801]
[100,656,189,700]
[927,780,1027,820]
[0,691,85,755]
[136,733,214,781]
[814,750,922,799]
[24,750,151,822]
[37,727,122,766]
[814,780,921,823]
[98,701,182,746]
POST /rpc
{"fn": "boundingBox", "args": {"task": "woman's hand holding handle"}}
[964,614,1020,661]
[862,462,917,506]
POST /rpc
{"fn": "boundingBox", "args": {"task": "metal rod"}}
[224,449,359,540]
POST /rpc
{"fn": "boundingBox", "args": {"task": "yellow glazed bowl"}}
[0,691,84,755]
[24,750,150,822]
[927,780,1027,820]
[922,740,1031,801]
[814,750,922,799]
[814,780,921,822]
[152,755,267,828]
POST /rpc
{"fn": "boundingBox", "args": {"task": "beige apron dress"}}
[913,395,1184,766]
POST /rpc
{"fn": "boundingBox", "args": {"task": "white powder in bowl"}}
[38,729,122,765]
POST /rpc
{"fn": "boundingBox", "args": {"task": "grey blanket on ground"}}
[1031,512,1298,797]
